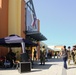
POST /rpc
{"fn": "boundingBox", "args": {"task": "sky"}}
[33,0,76,48]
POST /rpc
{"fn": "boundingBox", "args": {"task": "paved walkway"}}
[0,58,76,75]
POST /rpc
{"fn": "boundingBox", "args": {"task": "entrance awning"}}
[26,31,47,41]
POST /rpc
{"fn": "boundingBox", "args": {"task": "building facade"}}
[0,0,47,60]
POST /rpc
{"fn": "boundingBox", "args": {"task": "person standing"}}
[71,50,75,63]
[67,46,71,65]
[74,49,76,64]
[61,46,68,69]
[6,48,16,68]
[33,49,37,61]
[40,46,46,65]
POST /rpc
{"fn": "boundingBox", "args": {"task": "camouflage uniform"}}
[67,50,71,65]
[74,50,76,64]
[67,46,71,65]
[40,49,46,65]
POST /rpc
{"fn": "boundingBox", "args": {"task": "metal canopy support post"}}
[21,42,26,53]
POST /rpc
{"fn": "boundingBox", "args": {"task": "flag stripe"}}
[31,17,37,27]
[32,18,36,26]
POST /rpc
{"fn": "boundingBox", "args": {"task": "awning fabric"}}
[0,34,37,47]
[26,31,47,41]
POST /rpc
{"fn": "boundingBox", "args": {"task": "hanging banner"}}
[26,8,38,32]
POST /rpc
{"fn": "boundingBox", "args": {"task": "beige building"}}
[54,45,64,51]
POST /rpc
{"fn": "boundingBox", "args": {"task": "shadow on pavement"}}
[47,58,63,62]
[68,66,76,69]
[0,68,17,71]
[25,63,57,73]
[31,69,42,72]
[32,58,62,70]
[33,63,57,70]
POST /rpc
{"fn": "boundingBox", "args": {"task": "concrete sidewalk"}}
[0,58,76,75]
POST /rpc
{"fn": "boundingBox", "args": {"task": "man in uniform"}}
[40,46,46,65]
[67,46,71,65]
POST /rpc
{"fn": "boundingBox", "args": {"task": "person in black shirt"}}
[33,49,37,61]
[6,48,16,68]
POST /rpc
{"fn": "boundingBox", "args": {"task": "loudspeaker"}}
[18,62,31,73]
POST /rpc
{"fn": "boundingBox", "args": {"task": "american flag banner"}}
[31,16,37,27]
